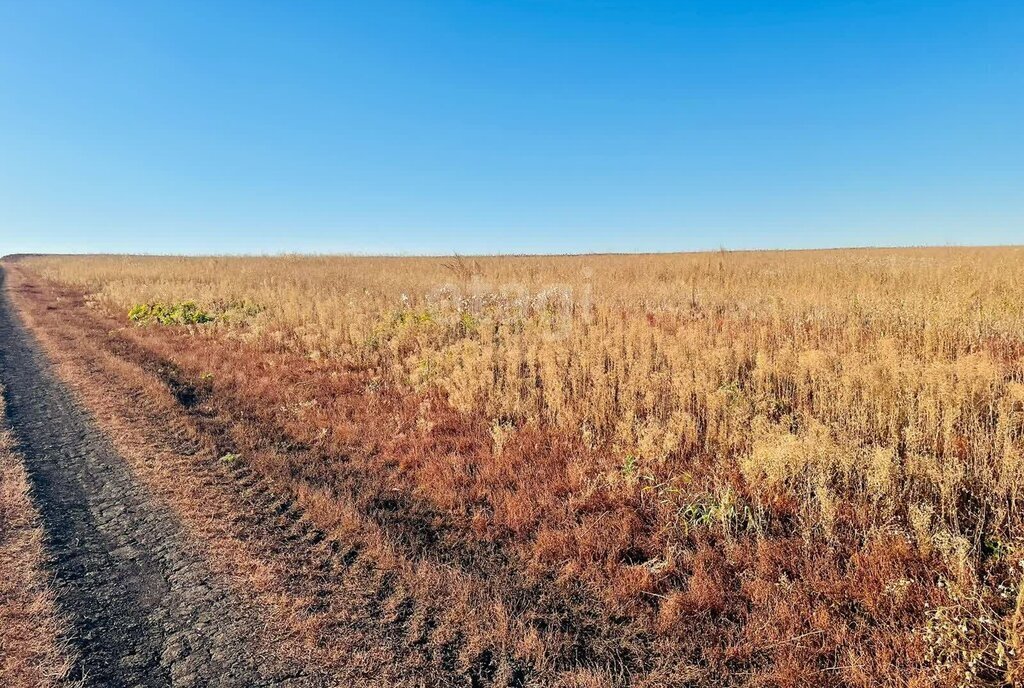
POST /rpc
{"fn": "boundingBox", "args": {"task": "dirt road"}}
[0,270,315,687]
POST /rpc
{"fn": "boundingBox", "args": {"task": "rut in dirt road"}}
[0,271,317,687]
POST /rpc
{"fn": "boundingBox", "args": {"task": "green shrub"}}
[128,301,213,326]
[127,303,153,322]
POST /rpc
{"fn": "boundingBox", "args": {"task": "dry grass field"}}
[8,246,1024,686]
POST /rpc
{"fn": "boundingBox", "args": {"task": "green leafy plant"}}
[621,454,639,480]
[128,301,213,325]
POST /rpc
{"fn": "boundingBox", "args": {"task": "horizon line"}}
[3,243,1023,262]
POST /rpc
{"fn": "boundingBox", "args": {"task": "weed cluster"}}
[128,301,213,325]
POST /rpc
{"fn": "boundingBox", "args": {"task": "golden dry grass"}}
[14,246,1024,686]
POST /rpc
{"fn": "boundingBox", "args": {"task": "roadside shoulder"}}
[0,383,76,688]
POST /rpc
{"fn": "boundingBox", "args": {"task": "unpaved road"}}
[0,271,316,687]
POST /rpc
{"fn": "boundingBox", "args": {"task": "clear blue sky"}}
[1,1,1022,255]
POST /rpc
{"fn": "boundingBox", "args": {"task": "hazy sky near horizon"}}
[1,1,1022,255]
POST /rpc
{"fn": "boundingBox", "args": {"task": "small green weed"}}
[128,301,214,325]
[621,454,639,480]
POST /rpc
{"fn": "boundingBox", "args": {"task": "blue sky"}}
[1,1,1022,255]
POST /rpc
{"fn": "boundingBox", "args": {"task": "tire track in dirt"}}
[0,268,315,687]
